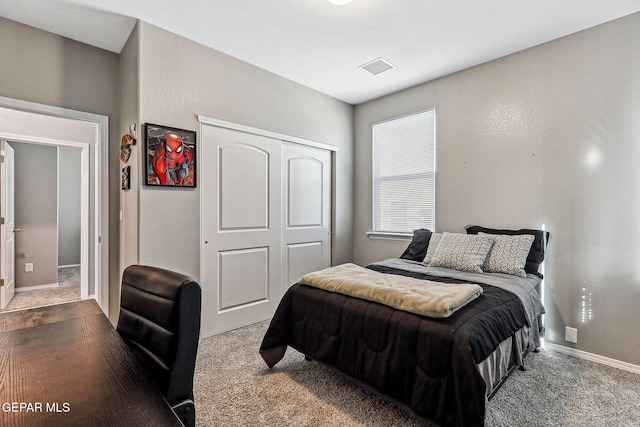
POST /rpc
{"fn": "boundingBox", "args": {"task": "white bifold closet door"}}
[200,124,331,337]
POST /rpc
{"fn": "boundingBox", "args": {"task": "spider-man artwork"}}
[145,124,196,187]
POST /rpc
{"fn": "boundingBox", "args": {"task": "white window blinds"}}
[372,110,435,234]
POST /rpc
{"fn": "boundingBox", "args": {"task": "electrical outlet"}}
[25,263,34,272]
[565,327,578,343]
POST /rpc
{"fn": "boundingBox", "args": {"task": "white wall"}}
[354,12,640,366]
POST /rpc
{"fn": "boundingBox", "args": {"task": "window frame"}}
[369,109,436,239]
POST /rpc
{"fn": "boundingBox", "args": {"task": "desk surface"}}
[0,299,184,426]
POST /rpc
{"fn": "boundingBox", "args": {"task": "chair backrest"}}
[117,264,201,405]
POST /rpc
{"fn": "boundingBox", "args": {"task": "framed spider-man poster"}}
[144,123,196,187]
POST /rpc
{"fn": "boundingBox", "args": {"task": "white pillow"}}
[422,232,442,265]
[479,232,535,277]
[428,232,494,273]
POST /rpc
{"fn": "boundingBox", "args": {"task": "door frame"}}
[198,116,339,153]
[0,97,109,314]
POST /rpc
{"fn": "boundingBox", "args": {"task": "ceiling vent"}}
[359,57,395,75]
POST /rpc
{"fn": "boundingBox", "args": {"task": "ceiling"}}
[2,0,640,105]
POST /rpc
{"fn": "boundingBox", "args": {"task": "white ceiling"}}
[2,0,640,105]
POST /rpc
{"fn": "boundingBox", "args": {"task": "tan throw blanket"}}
[300,263,483,318]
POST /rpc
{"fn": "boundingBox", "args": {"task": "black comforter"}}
[260,265,528,427]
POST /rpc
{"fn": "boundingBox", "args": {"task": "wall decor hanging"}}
[119,133,136,163]
[144,123,196,187]
[121,165,130,190]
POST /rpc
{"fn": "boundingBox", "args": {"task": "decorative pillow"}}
[465,225,550,278]
[428,232,494,273]
[400,229,432,262]
[479,232,534,277]
[422,232,442,264]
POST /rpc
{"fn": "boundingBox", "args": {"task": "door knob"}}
[13,228,20,232]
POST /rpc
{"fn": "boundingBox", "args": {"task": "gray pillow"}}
[479,232,534,277]
[465,225,550,278]
[428,232,494,273]
[422,232,442,265]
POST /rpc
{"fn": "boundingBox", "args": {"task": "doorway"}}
[0,97,109,314]
[0,142,84,312]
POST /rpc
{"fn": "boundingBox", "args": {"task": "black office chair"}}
[117,265,201,427]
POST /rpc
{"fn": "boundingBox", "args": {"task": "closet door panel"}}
[282,142,332,289]
[218,144,269,231]
[201,125,281,337]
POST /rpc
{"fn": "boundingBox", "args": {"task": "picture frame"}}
[121,166,130,190]
[144,123,197,187]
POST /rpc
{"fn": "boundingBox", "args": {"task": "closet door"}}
[201,125,282,337]
[282,142,332,288]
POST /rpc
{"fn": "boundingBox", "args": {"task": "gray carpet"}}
[195,320,640,426]
[0,266,81,312]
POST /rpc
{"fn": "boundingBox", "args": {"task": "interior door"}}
[282,142,332,288]
[201,125,282,337]
[1,140,16,309]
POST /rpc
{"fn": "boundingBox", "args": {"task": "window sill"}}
[367,231,412,241]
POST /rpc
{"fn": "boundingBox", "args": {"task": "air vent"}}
[359,57,395,75]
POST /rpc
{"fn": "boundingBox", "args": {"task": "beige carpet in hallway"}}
[0,266,81,312]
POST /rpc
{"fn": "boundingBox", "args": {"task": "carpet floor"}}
[0,266,81,312]
[195,320,640,426]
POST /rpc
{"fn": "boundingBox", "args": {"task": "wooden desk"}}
[0,299,184,426]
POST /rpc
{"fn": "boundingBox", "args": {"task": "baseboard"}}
[16,282,59,292]
[545,342,640,375]
[58,264,81,269]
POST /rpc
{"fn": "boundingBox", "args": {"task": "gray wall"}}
[11,143,81,286]
[354,12,640,365]
[0,17,121,320]
[58,146,82,266]
[118,23,140,311]
[121,22,354,280]
[11,142,58,288]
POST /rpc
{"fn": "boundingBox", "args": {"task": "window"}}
[372,109,435,235]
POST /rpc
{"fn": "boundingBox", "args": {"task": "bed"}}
[260,225,549,426]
